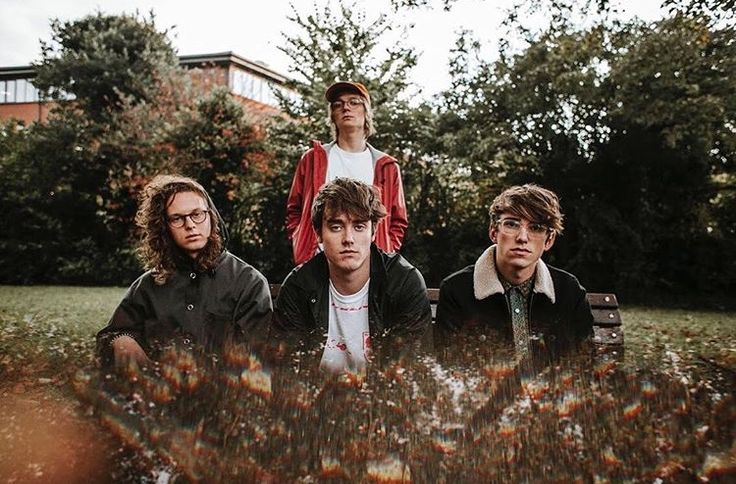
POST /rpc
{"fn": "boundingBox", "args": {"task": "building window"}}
[0,78,43,104]
[229,68,286,107]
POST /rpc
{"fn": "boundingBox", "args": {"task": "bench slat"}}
[593,326,624,345]
[587,293,619,309]
[591,309,622,327]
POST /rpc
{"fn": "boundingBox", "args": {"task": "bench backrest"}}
[268,285,623,346]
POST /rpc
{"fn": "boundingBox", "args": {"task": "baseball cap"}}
[325,81,371,103]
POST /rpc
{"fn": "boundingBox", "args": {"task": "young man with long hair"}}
[97,175,272,367]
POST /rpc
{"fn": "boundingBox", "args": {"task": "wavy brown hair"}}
[311,177,387,235]
[489,184,564,236]
[136,174,224,285]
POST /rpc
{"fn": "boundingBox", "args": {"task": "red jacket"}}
[286,141,408,265]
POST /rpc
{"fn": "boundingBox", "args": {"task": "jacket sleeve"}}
[571,286,594,344]
[386,163,408,251]
[270,271,312,345]
[390,267,431,343]
[286,150,309,239]
[434,277,465,349]
[233,267,274,343]
[95,277,148,365]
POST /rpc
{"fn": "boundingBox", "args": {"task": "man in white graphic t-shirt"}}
[273,178,430,373]
[285,81,408,266]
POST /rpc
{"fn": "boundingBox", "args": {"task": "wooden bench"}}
[269,285,623,346]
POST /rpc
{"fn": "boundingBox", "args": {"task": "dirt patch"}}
[0,383,122,483]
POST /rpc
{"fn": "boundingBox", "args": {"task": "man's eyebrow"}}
[325,218,346,225]
[168,208,204,217]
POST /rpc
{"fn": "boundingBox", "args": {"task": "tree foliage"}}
[437,2,736,303]
[33,12,179,121]
[0,13,263,285]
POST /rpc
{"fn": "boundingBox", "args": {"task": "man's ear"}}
[315,226,323,244]
[489,225,497,244]
[371,221,377,242]
[543,231,556,251]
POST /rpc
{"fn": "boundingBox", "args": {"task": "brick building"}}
[0,51,294,124]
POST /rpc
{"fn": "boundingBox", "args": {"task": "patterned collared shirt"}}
[500,274,534,359]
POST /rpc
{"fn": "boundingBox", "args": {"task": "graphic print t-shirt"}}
[321,279,372,373]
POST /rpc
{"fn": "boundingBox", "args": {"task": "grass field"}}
[1,285,733,386]
[1,285,734,481]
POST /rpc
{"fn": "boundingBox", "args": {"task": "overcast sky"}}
[0,0,666,98]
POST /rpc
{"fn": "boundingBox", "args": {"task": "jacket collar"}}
[473,245,555,303]
[302,244,387,335]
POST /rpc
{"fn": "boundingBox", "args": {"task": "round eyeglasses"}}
[330,97,365,111]
[168,209,209,228]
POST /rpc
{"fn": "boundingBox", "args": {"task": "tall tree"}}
[273,0,420,154]
[259,0,441,281]
[1,12,186,284]
[33,12,179,121]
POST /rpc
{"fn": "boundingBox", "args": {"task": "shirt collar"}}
[472,245,556,303]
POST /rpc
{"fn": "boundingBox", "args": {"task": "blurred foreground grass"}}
[1,286,734,481]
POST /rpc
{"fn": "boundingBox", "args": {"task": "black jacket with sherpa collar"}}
[435,246,593,361]
[272,244,431,357]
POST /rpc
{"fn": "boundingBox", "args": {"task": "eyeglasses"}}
[168,209,209,228]
[497,218,550,239]
[330,97,365,111]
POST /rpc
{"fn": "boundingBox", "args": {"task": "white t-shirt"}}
[326,144,374,185]
[321,279,372,373]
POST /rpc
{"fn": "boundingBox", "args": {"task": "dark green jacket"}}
[96,251,272,364]
[272,245,431,356]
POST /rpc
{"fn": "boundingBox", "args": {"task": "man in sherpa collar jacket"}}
[436,184,593,363]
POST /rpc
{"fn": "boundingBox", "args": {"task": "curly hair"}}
[136,174,224,285]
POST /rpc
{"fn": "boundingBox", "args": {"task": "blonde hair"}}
[327,93,376,140]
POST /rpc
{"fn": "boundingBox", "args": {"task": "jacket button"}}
[190,272,197,279]
[514,308,521,314]
[186,304,194,311]
[310,298,316,303]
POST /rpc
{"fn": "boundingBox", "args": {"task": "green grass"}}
[0,285,125,385]
[621,305,736,386]
[1,285,733,389]
[0,285,125,335]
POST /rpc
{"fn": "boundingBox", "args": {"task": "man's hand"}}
[112,335,152,369]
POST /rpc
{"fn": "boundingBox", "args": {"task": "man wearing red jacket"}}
[286,81,408,265]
